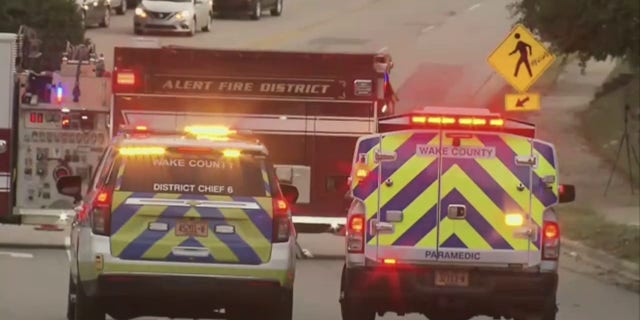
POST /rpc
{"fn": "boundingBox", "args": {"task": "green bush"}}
[0,0,85,71]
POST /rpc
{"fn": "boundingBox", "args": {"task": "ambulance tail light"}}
[272,197,292,243]
[347,214,365,253]
[91,188,113,236]
[542,221,560,260]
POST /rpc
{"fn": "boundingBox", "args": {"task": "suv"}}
[339,108,576,320]
[58,125,298,320]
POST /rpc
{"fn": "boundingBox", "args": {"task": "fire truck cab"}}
[0,33,111,226]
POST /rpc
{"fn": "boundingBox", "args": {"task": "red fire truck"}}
[110,42,395,234]
[0,31,111,226]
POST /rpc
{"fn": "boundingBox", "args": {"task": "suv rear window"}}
[111,153,272,197]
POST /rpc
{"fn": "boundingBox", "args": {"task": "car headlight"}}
[175,10,190,20]
[135,7,147,18]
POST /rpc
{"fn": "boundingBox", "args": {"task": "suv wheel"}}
[74,279,105,320]
[266,289,293,320]
[66,275,76,320]
[270,0,283,16]
[251,0,262,20]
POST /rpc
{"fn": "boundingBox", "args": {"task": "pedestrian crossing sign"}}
[487,24,556,93]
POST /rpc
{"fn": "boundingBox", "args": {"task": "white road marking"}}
[468,3,481,11]
[0,251,34,259]
[377,46,388,53]
[65,237,71,260]
[421,25,436,33]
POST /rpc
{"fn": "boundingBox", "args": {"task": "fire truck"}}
[0,31,111,226]
[110,41,396,235]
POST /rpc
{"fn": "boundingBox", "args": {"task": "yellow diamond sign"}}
[488,24,556,93]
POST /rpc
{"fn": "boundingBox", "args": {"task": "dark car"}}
[77,0,111,29]
[213,0,282,20]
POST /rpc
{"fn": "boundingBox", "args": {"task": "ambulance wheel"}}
[74,280,105,320]
[66,275,76,320]
[251,0,262,20]
[340,266,375,320]
[265,289,293,320]
[517,296,557,320]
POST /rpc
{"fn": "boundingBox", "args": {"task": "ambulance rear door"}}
[373,129,442,262]
[436,129,536,267]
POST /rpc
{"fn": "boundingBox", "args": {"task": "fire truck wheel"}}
[270,0,283,16]
[74,280,105,320]
[202,13,212,32]
[251,0,262,20]
[115,0,126,15]
[66,275,75,320]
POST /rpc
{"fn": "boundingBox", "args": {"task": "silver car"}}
[77,0,111,29]
[134,0,213,36]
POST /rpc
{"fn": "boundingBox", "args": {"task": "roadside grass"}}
[558,205,640,265]
[580,61,640,188]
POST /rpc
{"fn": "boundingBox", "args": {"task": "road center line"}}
[0,251,34,259]
[468,3,481,11]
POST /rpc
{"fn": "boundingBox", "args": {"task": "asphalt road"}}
[1,235,639,320]
[2,0,638,319]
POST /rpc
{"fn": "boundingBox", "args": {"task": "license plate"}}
[175,221,209,237]
[434,270,469,287]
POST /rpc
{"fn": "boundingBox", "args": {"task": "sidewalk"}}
[0,224,69,249]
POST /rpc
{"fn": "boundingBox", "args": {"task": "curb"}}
[561,237,640,292]
[0,243,69,250]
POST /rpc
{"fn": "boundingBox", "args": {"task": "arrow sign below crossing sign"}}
[487,24,556,93]
[505,93,541,112]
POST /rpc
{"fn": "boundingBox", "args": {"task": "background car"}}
[213,0,283,20]
[76,0,111,29]
[134,0,213,36]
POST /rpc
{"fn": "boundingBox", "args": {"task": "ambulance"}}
[340,107,576,320]
[0,32,111,226]
[109,41,396,237]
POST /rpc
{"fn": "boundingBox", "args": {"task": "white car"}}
[134,0,213,36]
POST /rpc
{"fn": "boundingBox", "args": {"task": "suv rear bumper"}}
[343,266,557,315]
[84,274,286,302]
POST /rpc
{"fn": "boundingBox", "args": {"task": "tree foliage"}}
[0,0,85,71]
[508,0,640,72]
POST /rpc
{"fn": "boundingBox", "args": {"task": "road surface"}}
[1,235,639,320]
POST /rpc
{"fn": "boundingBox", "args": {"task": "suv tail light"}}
[542,221,560,260]
[91,188,113,235]
[272,198,291,243]
[347,214,365,253]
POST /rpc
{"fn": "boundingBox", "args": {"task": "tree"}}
[0,0,85,71]
[508,0,640,72]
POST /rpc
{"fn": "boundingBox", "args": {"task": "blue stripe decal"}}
[356,133,438,201]
[118,204,192,259]
[232,196,272,241]
[475,134,531,189]
[199,207,262,264]
[533,141,555,167]
[357,136,380,155]
[532,175,558,207]
[442,159,526,213]
[440,234,468,249]
[391,206,438,246]
[368,161,439,244]
[110,192,153,234]
[441,189,513,250]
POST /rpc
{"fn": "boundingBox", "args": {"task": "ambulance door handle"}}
[0,140,6,154]
[375,221,394,233]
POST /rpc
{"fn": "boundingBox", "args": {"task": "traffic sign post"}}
[505,93,541,112]
[488,24,556,93]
